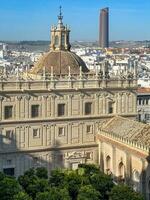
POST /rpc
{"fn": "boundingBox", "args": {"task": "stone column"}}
[46,126,51,146]
[25,95,31,119]
[80,94,84,116]
[42,96,48,118]
[103,94,106,114]
[68,94,73,116]
[0,96,4,120]
[47,96,51,118]
[112,145,116,177]
[68,123,72,145]
[16,96,22,119]
[51,124,55,146]
[118,93,122,114]
[95,93,99,115]
[126,93,129,114]
[99,96,103,115]
[25,126,29,148]
[51,95,56,117]
[133,94,137,113]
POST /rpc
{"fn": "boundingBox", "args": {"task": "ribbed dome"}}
[31,50,89,74]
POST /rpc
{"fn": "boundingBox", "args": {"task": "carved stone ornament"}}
[17,96,22,101]
[0,96,4,101]
[25,95,31,100]
[65,151,86,160]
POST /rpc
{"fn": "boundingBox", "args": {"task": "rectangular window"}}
[86,125,92,134]
[58,127,65,136]
[33,129,40,138]
[31,105,39,118]
[85,102,92,115]
[3,168,14,176]
[6,130,13,138]
[4,106,13,119]
[86,152,92,159]
[6,160,12,165]
[58,104,65,116]
[108,102,113,114]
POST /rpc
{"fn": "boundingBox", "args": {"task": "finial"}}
[58,5,63,20]
[59,6,62,17]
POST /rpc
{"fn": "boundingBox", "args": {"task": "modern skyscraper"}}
[99,7,109,48]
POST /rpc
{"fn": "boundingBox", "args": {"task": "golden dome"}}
[31,50,89,74]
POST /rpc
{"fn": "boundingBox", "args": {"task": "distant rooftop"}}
[137,87,150,94]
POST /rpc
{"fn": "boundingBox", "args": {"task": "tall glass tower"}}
[99,7,109,48]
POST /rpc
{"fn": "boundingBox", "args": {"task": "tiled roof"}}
[137,87,150,94]
[100,116,150,146]
[31,50,89,75]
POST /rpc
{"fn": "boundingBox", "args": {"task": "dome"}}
[31,50,89,75]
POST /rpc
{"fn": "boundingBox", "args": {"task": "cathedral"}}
[1,7,149,199]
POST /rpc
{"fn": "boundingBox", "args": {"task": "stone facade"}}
[0,73,137,177]
[97,116,150,199]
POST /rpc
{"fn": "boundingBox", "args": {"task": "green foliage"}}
[18,168,49,199]
[78,164,100,176]
[110,185,144,200]
[0,171,5,181]
[18,168,38,191]
[35,167,48,179]
[0,176,22,200]
[25,179,49,199]
[13,191,32,200]
[90,172,114,199]
[0,165,144,200]
[77,185,101,200]
[49,169,65,187]
[35,188,70,200]
[65,171,82,200]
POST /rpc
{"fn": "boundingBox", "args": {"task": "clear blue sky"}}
[0,0,149,41]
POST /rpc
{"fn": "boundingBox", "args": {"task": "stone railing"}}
[0,72,137,92]
[98,130,150,153]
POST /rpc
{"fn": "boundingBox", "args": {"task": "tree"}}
[0,177,22,200]
[23,179,49,199]
[77,185,101,200]
[65,171,82,200]
[78,164,100,176]
[35,188,70,200]
[13,192,32,200]
[49,169,65,187]
[0,172,5,181]
[18,168,38,191]
[36,167,48,179]
[90,172,113,199]
[18,168,49,199]
[110,185,144,200]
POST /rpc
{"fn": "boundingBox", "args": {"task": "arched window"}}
[132,170,140,192]
[108,101,114,114]
[118,162,125,180]
[61,33,65,46]
[55,35,59,47]
[106,155,111,172]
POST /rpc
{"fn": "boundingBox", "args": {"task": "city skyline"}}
[0,0,149,41]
